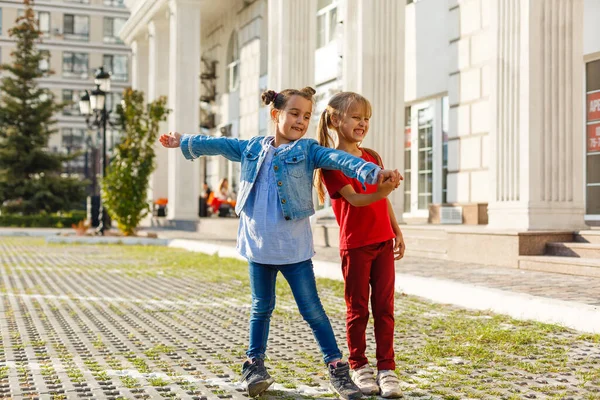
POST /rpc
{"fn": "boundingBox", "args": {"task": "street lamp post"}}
[79,66,114,235]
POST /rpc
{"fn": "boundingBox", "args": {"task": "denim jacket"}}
[180,134,381,220]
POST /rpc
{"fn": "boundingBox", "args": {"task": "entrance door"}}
[404,98,448,218]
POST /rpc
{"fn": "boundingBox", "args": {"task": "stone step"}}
[546,242,600,258]
[518,255,600,277]
[575,230,600,244]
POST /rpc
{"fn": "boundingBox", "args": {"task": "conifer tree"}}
[0,0,86,214]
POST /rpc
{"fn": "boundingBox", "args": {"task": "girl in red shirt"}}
[315,92,405,398]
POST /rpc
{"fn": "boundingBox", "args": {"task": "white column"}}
[148,17,170,203]
[131,38,149,94]
[342,0,405,215]
[267,0,316,89]
[488,0,585,230]
[167,0,201,224]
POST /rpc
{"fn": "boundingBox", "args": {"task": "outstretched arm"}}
[311,143,401,187]
[159,131,247,162]
[337,174,397,207]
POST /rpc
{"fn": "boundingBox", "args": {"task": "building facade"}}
[122,0,597,232]
[0,0,131,186]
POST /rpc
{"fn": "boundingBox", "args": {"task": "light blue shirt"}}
[237,139,314,265]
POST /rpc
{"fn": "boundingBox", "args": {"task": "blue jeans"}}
[247,259,342,364]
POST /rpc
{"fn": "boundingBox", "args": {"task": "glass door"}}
[403,97,448,218]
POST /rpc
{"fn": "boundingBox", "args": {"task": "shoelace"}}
[332,364,354,386]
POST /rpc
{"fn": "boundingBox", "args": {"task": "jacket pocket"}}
[241,151,259,181]
[284,153,306,178]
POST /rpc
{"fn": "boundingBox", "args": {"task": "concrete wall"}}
[584,0,600,56]
[404,0,449,103]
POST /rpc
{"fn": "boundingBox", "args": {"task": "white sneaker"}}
[351,364,379,395]
[377,370,403,398]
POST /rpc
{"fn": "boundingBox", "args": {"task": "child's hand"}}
[379,169,403,188]
[159,131,182,148]
[376,174,397,197]
[393,229,405,260]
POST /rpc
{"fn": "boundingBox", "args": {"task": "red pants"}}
[341,239,396,371]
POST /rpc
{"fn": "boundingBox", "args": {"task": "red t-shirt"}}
[321,149,395,250]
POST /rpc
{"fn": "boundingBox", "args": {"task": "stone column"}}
[267,0,316,89]
[342,0,405,214]
[167,0,201,226]
[131,37,149,94]
[148,17,170,203]
[488,0,586,230]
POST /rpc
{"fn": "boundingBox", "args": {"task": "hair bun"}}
[301,87,316,96]
[261,90,277,105]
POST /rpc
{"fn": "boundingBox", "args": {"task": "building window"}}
[226,31,240,92]
[103,54,128,81]
[64,14,89,41]
[105,92,123,113]
[65,0,90,3]
[417,107,433,210]
[63,52,89,79]
[38,11,50,36]
[61,128,86,175]
[103,17,125,44]
[62,89,81,116]
[404,97,448,216]
[404,107,412,213]
[17,10,50,37]
[104,0,125,7]
[0,8,3,35]
[585,59,600,217]
[317,1,337,49]
[39,50,50,73]
[441,96,449,204]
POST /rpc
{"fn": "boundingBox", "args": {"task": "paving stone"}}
[0,237,599,399]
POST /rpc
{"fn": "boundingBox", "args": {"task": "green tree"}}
[102,89,169,236]
[0,0,86,214]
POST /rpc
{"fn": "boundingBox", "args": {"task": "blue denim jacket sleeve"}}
[180,134,248,162]
[309,140,381,188]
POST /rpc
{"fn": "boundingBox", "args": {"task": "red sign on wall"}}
[588,122,600,152]
[587,92,600,121]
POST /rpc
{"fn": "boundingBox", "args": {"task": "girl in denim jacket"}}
[159,87,400,399]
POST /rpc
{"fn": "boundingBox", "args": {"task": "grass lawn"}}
[0,237,599,399]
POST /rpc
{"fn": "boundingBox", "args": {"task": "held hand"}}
[393,230,406,260]
[376,174,397,197]
[159,131,182,148]
[379,169,404,188]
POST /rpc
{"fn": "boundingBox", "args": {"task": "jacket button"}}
[293,157,297,162]
[281,199,286,204]
[277,181,282,186]
[285,216,291,221]
[274,166,279,171]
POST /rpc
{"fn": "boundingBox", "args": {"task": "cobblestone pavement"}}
[1,237,600,400]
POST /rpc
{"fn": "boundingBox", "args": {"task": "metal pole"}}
[98,106,108,235]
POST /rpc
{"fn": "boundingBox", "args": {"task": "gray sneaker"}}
[328,361,363,399]
[241,358,274,397]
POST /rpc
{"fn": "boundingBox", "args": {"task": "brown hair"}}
[261,87,316,120]
[315,92,373,204]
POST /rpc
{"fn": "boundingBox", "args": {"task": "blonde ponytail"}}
[315,109,334,204]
